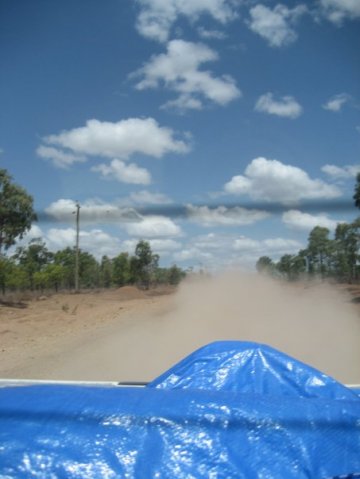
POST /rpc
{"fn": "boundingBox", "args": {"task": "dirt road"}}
[1,275,360,384]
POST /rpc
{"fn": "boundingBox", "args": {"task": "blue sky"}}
[1,0,359,269]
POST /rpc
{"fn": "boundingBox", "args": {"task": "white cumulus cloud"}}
[171,232,304,269]
[319,0,360,24]
[41,117,189,160]
[248,3,307,47]
[232,237,260,252]
[173,232,235,266]
[17,226,122,260]
[92,159,151,185]
[133,40,241,111]
[186,204,269,226]
[282,210,341,231]
[123,238,181,255]
[12,225,45,250]
[129,190,173,205]
[135,0,238,42]
[124,215,182,238]
[233,236,302,254]
[255,92,303,118]
[36,145,86,169]
[197,27,227,40]
[191,232,234,250]
[322,93,351,112]
[46,228,122,259]
[162,96,204,111]
[224,157,341,204]
[321,164,360,179]
[173,247,214,262]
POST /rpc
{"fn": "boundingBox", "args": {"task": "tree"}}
[33,271,49,292]
[132,240,159,289]
[333,222,358,282]
[154,267,169,285]
[276,254,293,280]
[5,265,29,291]
[256,256,274,274]
[307,226,333,279]
[78,251,100,288]
[128,255,140,285]
[100,255,112,288]
[54,247,76,289]
[354,172,360,210]
[112,252,130,286]
[276,254,305,281]
[44,263,65,292]
[53,248,100,290]
[255,206,360,282]
[167,264,185,285]
[290,254,307,279]
[0,256,13,294]
[13,238,53,290]
[0,169,37,253]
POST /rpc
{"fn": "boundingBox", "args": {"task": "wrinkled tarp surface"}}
[0,341,359,478]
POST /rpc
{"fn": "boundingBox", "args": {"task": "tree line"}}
[256,174,360,283]
[0,168,185,294]
[0,238,186,294]
[256,220,360,282]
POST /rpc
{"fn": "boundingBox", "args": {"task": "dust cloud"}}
[51,272,360,385]
[157,272,360,384]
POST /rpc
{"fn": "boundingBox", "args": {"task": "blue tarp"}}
[0,341,359,478]
[149,341,359,400]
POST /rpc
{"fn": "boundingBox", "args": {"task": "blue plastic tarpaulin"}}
[0,341,359,478]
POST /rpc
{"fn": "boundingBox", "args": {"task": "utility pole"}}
[75,202,80,292]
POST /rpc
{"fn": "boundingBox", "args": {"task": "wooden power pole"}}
[75,202,80,292]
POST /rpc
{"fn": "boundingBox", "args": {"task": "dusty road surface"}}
[1,274,360,384]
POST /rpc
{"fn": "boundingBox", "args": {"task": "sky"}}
[0,0,359,270]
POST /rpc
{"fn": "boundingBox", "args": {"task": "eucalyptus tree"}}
[112,252,130,286]
[256,256,274,274]
[0,169,37,253]
[100,255,113,288]
[14,238,53,290]
[276,254,306,281]
[307,226,333,279]
[132,240,159,288]
[333,222,358,282]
